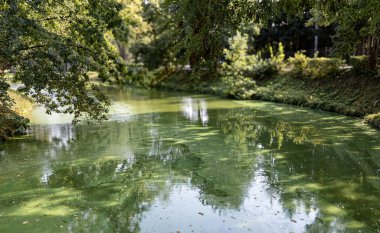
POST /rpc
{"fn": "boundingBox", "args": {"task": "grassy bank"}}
[134,69,380,130]
[0,91,33,142]
[247,73,380,129]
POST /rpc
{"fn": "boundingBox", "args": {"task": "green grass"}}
[251,72,380,118]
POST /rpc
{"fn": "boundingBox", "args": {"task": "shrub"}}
[350,56,369,71]
[288,52,309,78]
[288,52,343,79]
[245,58,278,80]
[306,57,343,79]
[127,64,174,87]
[269,42,286,70]
[222,31,250,74]
[222,32,279,82]
[222,75,257,99]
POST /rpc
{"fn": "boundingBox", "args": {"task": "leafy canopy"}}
[0,0,125,122]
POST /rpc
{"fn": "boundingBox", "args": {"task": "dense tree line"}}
[1,0,379,121]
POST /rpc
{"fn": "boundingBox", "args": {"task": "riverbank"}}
[134,70,380,130]
[0,91,32,141]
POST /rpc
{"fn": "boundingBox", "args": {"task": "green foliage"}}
[223,32,250,74]
[0,107,29,141]
[350,56,370,72]
[246,58,278,80]
[0,0,126,122]
[289,52,343,79]
[127,64,175,88]
[221,75,257,99]
[288,52,309,78]
[1,0,379,126]
[221,32,256,98]
[306,57,343,79]
[309,0,380,68]
[222,31,281,80]
[221,32,284,99]
[365,113,380,129]
[0,80,11,107]
[163,0,260,75]
[127,1,175,70]
[124,0,379,85]
[270,42,285,69]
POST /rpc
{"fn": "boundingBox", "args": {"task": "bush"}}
[222,75,257,99]
[127,64,175,87]
[350,56,369,72]
[306,57,343,79]
[288,52,343,79]
[222,32,279,83]
[288,52,309,78]
[245,57,278,80]
[269,42,286,70]
[243,43,283,80]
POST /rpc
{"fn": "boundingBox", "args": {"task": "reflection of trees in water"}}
[1,106,379,232]
[43,143,199,233]
[215,109,380,231]
[217,110,320,152]
[15,110,256,230]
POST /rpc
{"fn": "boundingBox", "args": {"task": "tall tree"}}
[0,0,126,122]
[164,0,259,78]
[307,0,380,67]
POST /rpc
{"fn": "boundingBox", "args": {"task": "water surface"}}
[0,87,379,233]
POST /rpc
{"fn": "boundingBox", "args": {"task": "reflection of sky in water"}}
[181,97,209,125]
[139,156,320,233]
[140,181,318,233]
[31,124,75,149]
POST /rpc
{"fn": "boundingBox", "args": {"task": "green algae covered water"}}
[0,87,379,233]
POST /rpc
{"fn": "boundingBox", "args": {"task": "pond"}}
[0,87,379,233]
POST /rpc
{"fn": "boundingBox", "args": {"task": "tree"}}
[253,11,334,58]
[111,0,152,63]
[129,0,175,70]
[0,0,126,122]
[163,0,260,78]
[307,0,380,68]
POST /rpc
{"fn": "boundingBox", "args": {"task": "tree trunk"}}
[314,23,319,57]
[368,36,378,69]
[115,41,128,61]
